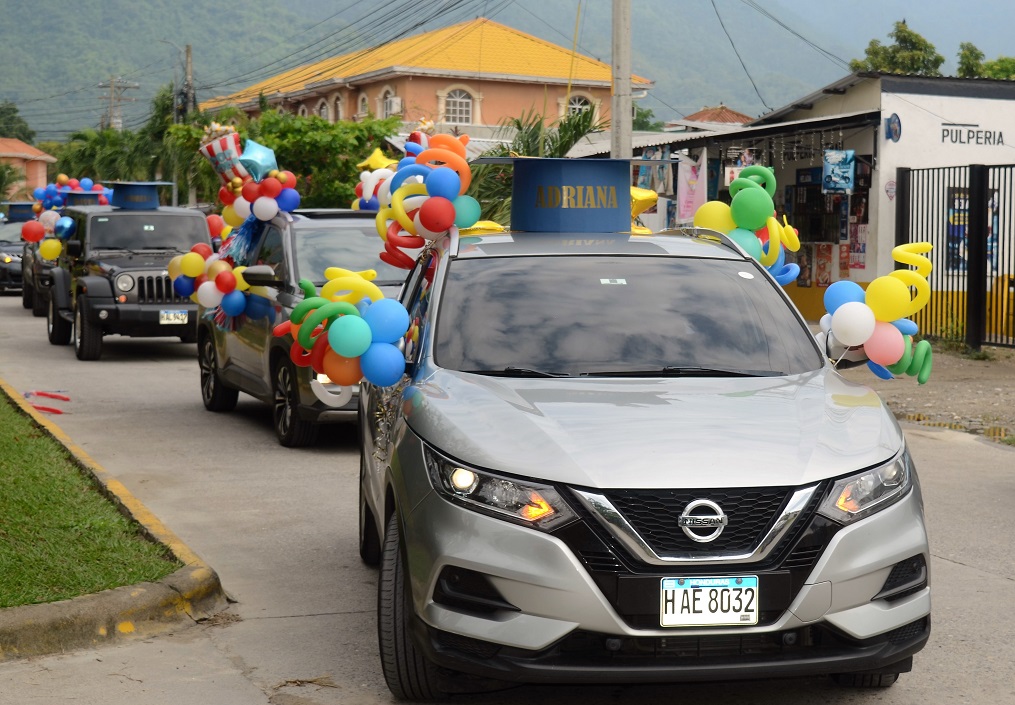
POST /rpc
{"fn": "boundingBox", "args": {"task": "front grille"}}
[137,274,187,304]
[875,554,927,602]
[603,487,792,554]
[434,629,501,659]
[886,617,929,645]
[556,627,815,659]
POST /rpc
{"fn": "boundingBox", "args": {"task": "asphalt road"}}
[0,291,1013,705]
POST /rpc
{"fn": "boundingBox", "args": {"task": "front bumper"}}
[83,299,199,337]
[0,264,22,290]
[399,473,930,683]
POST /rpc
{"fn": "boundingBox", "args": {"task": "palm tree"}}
[468,107,608,224]
[0,162,27,200]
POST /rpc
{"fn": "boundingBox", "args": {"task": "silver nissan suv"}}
[358,226,930,699]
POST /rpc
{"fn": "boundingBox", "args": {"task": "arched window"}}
[333,95,342,121]
[298,104,308,117]
[358,95,369,118]
[316,99,329,121]
[445,89,472,124]
[381,89,402,118]
[567,95,592,116]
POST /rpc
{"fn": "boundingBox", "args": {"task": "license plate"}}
[660,576,759,627]
[160,310,188,325]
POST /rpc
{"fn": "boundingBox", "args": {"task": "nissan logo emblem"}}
[678,499,728,543]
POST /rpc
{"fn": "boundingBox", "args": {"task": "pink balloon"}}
[864,321,905,366]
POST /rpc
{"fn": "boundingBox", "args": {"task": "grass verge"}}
[0,391,181,609]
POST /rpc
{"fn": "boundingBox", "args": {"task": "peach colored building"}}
[0,138,55,199]
[201,18,653,141]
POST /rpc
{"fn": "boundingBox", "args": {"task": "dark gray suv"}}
[197,209,408,447]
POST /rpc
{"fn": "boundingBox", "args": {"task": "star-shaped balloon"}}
[239,140,278,183]
[357,147,399,171]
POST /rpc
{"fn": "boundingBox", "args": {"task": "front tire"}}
[199,333,238,412]
[47,295,72,345]
[21,282,32,310]
[378,514,447,701]
[32,286,47,317]
[359,448,381,566]
[272,358,319,447]
[74,299,103,360]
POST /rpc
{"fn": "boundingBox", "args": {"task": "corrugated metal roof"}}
[204,18,653,110]
[386,134,510,161]
[0,138,56,162]
[566,131,681,158]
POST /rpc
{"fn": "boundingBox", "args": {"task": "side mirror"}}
[66,240,82,258]
[241,265,284,289]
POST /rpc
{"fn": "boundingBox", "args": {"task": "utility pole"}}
[610,0,632,159]
[97,76,140,131]
[185,44,196,115]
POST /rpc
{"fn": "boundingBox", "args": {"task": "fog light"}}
[98,310,109,320]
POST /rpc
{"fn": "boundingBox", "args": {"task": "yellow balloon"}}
[390,183,429,233]
[180,252,206,278]
[321,275,383,304]
[168,254,184,280]
[222,205,244,228]
[630,186,658,218]
[39,239,62,260]
[232,266,249,291]
[220,225,233,239]
[324,267,377,282]
[865,275,911,322]
[693,201,736,234]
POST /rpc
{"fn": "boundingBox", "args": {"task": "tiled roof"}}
[0,138,55,162]
[203,18,652,110]
[682,105,754,125]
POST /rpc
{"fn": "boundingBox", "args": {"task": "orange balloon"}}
[321,349,363,385]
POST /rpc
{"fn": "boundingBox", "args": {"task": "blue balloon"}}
[867,360,895,380]
[892,318,919,336]
[220,290,247,317]
[404,142,424,156]
[33,187,45,200]
[275,188,301,212]
[362,298,410,344]
[397,156,417,171]
[45,184,58,197]
[388,164,431,193]
[425,167,461,200]
[361,342,406,387]
[51,194,64,208]
[80,177,94,191]
[245,293,271,319]
[771,263,800,286]
[359,196,379,211]
[54,216,75,239]
[823,280,866,315]
[238,139,278,182]
[173,275,195,298]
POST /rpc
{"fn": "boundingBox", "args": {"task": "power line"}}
[710,0,772,112]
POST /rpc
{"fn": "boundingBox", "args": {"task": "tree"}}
[849,21,944,76]
[0,162,26,200]
[957,42,985,78]
[633,104,665,131]
[982,56,1015,80]
[0,101,35,144]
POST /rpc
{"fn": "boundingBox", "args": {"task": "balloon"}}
[215,270,237,293]
[727,227,762,260]
[191,242,213,260]
[173,275,196,297]
[56,174,69,186]
[360,342,405,387]
[39,239,62,260]
[259,176,283,199]
[867,360,895,380]
[218,186,237,206]
[21,220,45,243]
[233,266,249,291]
[245,293,272,319]
[168,255,184,280]
[33,187,45,200]
[80,177,94,191]
[693,201,736,233]
[865,275,911,322]
[222,205,244,228]
[425,167,461,200]
[197,281,225,308]
[233,197,252,220]
[830,301,876,347]
[238,140,278,182]
[180,252,206,278]
[241,180,261,203]
[362,298,410,344]
[321,349,363,386]
[252,196,280,221]
[864,321,905,366]
[453,195,481,229]
[823,280,866,315]
[729,187,774,232]
[54,217,76,239]
[206,214,225,238]
[327,315,373,358]
[220,290,247,317]
[275,188,301,212]
[892,318,919,336]
[39,210,59,232]
[418,196,455,233]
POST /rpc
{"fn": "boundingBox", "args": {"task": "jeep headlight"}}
[818,449,913,524]
[424,447,576,530]
[115,274,135,292]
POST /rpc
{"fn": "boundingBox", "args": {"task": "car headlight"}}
[818,449,913,524]
[424,446,576,530]
[115,274,135,292]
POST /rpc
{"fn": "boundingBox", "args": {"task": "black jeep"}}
[46,187,212,360]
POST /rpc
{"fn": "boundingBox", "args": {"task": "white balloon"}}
[252,196,280,221]
[233,196,252,220]
[196,281,224,308]
[830,301,876,347]
[413,212,442,241]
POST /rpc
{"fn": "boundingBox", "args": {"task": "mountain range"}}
[2,0,1009,143]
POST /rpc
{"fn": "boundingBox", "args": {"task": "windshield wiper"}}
[581,366,780,378]
[465,366,570,378]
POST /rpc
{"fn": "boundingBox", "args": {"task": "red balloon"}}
[259,177,282,199]
[755,226,769,245]
[206,214,225,238]
[215,270,237,293]
[67,178,80,189]
[22,220,45,243]
[279,170,297,187]
[92,183,103,192]
[355,182,364,198]
[191,242,213,260]
[418,197,455,232]
[241,180,261,203]
[97,195,109,205]
[218,186,236,205]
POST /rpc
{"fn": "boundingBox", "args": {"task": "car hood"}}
[403,367,903,489]
[87,251,181,272]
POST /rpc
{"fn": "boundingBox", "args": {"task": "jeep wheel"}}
[31,286,47,317]
[47,296,72,345]
[199,334,238,412]
[21,282,32,310]
[74,300,103,360]
[359,447,381,566]
[272,358,319,447]
[378,514,448,701]
[832,673,899,688]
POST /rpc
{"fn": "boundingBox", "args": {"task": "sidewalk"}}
[0,377,229,661]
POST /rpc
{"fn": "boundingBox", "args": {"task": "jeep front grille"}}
[137,275,187,304]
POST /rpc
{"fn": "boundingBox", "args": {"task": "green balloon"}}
[730,188,774,232]
[453,195,482,229]
[728,228,763,260]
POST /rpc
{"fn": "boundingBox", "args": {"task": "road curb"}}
[0,377,230,661]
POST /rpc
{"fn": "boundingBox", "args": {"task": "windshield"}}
[293,223,410,286]
[88,213,209,251]
[434,255,822,376]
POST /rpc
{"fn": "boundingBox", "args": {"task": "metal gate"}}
[896,164,1015,348]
